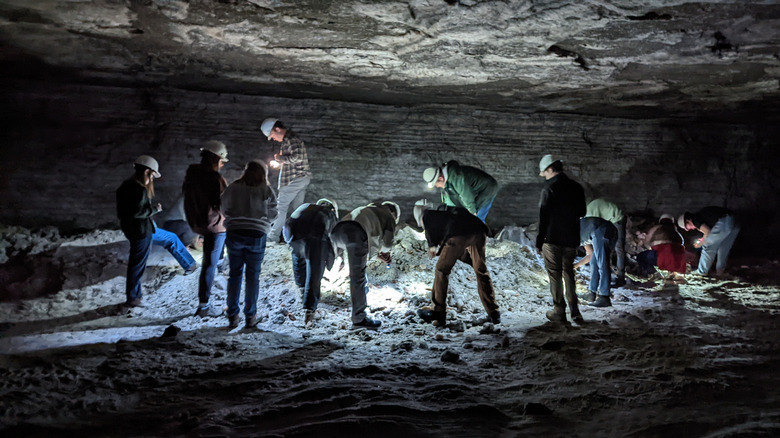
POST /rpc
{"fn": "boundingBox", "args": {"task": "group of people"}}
[536,154,741,324]
[116,118,741,331]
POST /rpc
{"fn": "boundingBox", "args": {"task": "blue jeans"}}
[268,176,311,242]
[697,215,740,275]
[152,226,196,270]
[126,235,153,302]
[225,232,267,318]
[199,232,226,306]
[476,195,496,223]
[590,227,616,296]
[290,237,330,311]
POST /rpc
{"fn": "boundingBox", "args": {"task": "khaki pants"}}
[432,233,498,315]
[542,243,580,317]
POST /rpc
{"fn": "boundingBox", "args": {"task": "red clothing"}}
[652,243,686,273]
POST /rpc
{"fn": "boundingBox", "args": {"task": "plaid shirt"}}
[276,132,311,189]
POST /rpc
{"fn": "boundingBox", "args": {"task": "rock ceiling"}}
[1,0,779,117]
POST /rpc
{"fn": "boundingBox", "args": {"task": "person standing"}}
[586,198,627,287]
[536,154,586,324]
[329,201,400,329]
[413,202,500,326]
[116,155,163,307]
[422,160,499,222]
[221,160,277,329]
[283,199,339,327]
[574,216,618,307]
[183,140,229,317]
[261,118,312,244]
[678,207,740,276]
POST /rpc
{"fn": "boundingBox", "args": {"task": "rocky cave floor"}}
[1,226,779,437]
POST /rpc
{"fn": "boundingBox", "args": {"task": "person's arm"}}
[276,138,306,165]
[695,224,711,247]
[449,176,477,214]
[643,224,660,247]
[536,189,550,250]
[574,244,593,269]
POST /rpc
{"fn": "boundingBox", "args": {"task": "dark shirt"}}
[537,172,586,249]
[116,178,157,241]
[692,206,731,229]
[580,216,617,246]
[182,163,228,235]
[286,203,338,241]
[423,206,488,255]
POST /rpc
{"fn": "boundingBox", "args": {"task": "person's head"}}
[133,155,160,198]
[316,198,339,218]
[678,213,695,230]
[261,118,287,142]
[423,167,445,188]
[538,154,563,180]
[382,201,401,224]
[659,213,675,224]
[200,140,229,171]
[413,199,430,229]
[237,159,269,187]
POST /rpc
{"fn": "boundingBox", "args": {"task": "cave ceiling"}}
[1,0,780,118]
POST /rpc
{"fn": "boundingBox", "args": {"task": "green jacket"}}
[441,160,498,214]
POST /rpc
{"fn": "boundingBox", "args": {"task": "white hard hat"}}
[539,154,561,174]
[382,201,401,224]
[316,198,339,218]
[413,200,430,229]
[261,118,278,139]
[677,214,687,229]
[200,140,229,162]
[659,213,675,223]
[134,155,161,177]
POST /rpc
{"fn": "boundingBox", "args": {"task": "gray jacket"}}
[221,181,278,235]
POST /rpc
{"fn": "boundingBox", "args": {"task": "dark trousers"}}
[199,232,226,305]
[433,233,497,315]
[330,221,369,323]
[290,237,330,311]
[126,235,153,302]
[542,243,580,317]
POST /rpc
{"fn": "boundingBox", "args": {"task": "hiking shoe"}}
[417,309,446,325]
[489,310,501,324]
[304,310,316,328]
[195,304,224,318]
[353,317,382,330]
[579,291,597,302]
[125,298,142,307]
[227,314,240,329]
[184,263,199,276]
[588,295,612,308]
[572,314,585,324]
[611,277,627,288]
[245,315,258,328]
[545,310,567,323]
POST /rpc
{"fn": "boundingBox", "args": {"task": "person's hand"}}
[154,203,163,213]
[378,252,392,264]
[427,247,437,259]
[693,238,704,248]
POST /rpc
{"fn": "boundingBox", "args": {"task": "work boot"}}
[611,276,627,288]
[125,298,142,307]
[227,313,240,329]
[489,310,501,324]
[545,308,567,323]
[353,317,382,330]
[245,314,258,328]
[184,263,199,276]
[588,295,612,308]
[417,308,446,325]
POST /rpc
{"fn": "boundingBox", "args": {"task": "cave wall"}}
[2,80,779,253]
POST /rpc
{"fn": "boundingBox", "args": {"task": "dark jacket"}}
[285,203,338,269]
[116,178,158,241]
[537,172,586,249]
[441,160,499,214]
[423,206,489,255]
[183,163,228,235]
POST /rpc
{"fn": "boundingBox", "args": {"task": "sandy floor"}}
[1,226,779,437]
